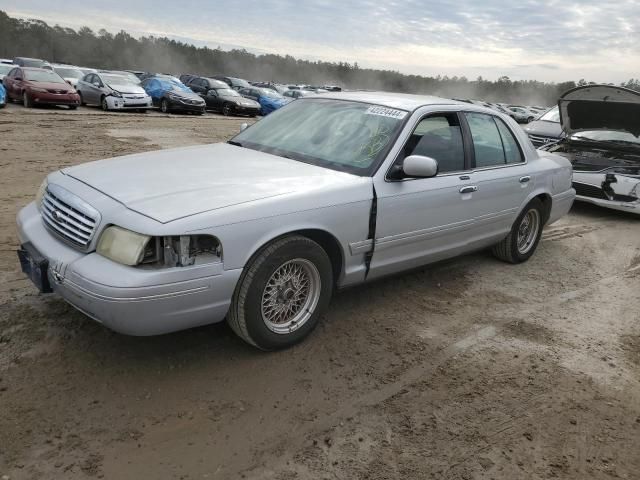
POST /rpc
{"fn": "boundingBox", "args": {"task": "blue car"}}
[0,82,6,109]
[140,75,206,114]
[238,86,290,115]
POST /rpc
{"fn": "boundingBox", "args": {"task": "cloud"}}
[1,0,638,82]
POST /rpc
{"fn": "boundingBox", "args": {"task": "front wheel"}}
[222,103,232,116]
[101,96,109,111]
[493,198,544,263]
[161,98,170,113]
[228,236,333,350]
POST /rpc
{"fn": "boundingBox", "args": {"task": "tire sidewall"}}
[161,99,169,113]
[239,239,333,350]
[101,96,108,111]
[509,199,544,262]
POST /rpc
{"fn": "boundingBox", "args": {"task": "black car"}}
[140,76,206,114]
[540,85,640,215]
[523,106,563,147]
[211,75,251,91]
[188,76,260,116]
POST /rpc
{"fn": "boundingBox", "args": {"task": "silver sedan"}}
[17,92,575,349]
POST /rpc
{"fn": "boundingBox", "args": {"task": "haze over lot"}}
[1,0,638,83]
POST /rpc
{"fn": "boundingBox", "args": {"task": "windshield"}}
[262,89,283,99]
[230,77,250,88]
[231,99,408,175]
[101,74,138,86]
[539,106,560,122]
[54,67,83,79]
[24,70,65,83]
[571,130,640,145]
[217,88,239,97]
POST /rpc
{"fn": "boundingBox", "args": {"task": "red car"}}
[3,67,80,109]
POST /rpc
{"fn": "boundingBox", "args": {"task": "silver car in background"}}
[76,71,152,112]
[51,65,85,88]
[16,92,575,350]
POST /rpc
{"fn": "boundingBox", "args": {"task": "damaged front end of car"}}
[540,85,640,214]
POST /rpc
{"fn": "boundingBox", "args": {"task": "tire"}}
[222,103,232,116]
[161,98,170,113]
[23,91,33,108]
[228,235,333,350]
[78,92,85,106]
[492,198,545,264]
[527,117,534,123]
[101,96,109,111]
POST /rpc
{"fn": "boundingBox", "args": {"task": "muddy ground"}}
[0,104,639,480]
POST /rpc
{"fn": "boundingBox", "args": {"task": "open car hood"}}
[559,85,640,137]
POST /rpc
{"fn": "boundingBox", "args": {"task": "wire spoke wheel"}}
[517,209,540,255]
[261,258,321,335]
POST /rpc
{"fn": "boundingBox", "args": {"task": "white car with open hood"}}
[17,92,575,350]
[540,85,640,215]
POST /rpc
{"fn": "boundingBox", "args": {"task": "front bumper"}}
[105,95,153,110]
[32,92,80,106]
[169,98,206,112]
[572,171,640,215]
[17,202,242,336]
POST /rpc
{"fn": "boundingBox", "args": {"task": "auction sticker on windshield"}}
[365,105,408,119]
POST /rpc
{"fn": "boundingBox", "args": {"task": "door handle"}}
[519,176,531,184]
[459,185,478,194]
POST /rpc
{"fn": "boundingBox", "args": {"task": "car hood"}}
[225,95,259,106]
[559,85,640,136]
[28,81,75,92]
[523,119,563,138]
[107,83,146,95]
[170,89,201,100]
[62,143,362,223]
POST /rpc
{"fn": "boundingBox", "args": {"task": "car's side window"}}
[464,112,509,168]
[401,114,465,174]
[495,118,524,164]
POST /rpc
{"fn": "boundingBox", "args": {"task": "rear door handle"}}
[459,185,478,194]
[519,176,531,183]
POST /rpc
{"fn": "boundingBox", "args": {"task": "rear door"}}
[370,112,478,279]
[460,112,534,246]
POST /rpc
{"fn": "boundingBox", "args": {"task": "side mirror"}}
[402,155,439,178]
[240,123,248,132]
[207,90,217,97]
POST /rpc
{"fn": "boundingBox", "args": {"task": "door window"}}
[401,114,465,173]
[464,113,508,168]
[495,119,524,164]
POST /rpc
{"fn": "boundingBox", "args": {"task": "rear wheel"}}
[228,236,333,350]
[493,198,544,263]
[23,92,33,108]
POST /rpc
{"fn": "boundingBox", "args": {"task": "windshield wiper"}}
[227,140,243,147]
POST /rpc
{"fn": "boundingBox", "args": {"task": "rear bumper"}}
[17,202,242,336]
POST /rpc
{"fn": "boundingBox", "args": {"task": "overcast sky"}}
[2,0,639,83]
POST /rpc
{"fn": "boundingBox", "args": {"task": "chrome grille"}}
[528,134,558,147]
[41,184,100,249]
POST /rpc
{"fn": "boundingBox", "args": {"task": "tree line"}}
[1,10,638,106]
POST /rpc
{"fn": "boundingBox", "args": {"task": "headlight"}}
[35,178,48,208]
[97,227,221,267]
[111,91,122,98]
[30,87,47,93]
[97,226,151,266]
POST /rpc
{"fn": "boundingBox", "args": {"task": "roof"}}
[311,91,461,111]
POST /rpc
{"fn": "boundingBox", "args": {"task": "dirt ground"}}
[0,104,639,480]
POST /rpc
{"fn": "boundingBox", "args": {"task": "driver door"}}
[369,112,478,279]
